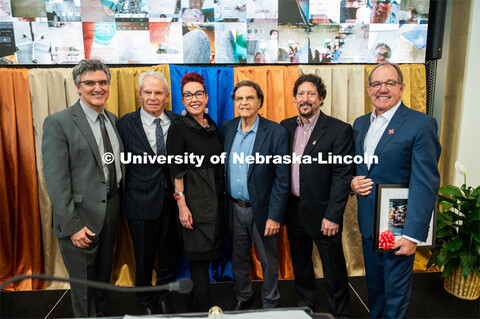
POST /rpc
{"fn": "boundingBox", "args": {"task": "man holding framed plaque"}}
[350,62,441,318]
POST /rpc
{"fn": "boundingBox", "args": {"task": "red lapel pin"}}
[313,140,317,145]
[389,129,394,134]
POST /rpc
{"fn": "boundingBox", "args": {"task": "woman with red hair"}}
[166,72,224,311]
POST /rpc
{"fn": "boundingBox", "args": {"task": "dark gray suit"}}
[116,108,180,308]
[42,100,123,317]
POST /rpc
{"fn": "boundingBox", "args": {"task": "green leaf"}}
[441,260,459,278]
[463,186,472,198]
[437,220,453,230]
[427,250,439,269]
[439,185,464,199]
[438,195,457,205]
[460,252,478,279]
[467,208,480,221]
[443,238,463,252]
[437,249,452,266]
[438,195,457,204]
[438,201,454,211]
[436,228,453,238]
[471,186,480,199]
[471,228,480,243]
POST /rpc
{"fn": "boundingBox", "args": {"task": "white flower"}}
[455,161,467,176]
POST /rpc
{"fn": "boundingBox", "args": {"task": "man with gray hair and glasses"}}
[116,70,181,315]
[42,59,123,317]
[351,62,441,318]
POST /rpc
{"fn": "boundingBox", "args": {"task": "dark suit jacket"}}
[281,111,354,237]
[353,103,441,241]
[221,116,290,235]
[116,108,181,220]
[42,100,124,238]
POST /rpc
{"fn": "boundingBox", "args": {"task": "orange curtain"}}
[233,65,300,279]
[0,69,45,291]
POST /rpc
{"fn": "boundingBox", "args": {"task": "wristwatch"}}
[173,192,184,200]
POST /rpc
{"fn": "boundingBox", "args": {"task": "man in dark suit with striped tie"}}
[117,70,181,315]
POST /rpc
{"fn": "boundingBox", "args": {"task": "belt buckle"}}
[237,199,247,207]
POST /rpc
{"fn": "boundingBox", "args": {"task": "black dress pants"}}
[189,260,211,312]
[127,198,177,308]
[286,196,351,317]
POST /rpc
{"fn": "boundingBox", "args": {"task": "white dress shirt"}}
[140,108,171,154]
[80,100,122,186]
[364,101,401,169]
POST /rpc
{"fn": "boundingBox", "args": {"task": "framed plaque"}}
[374,184,436,252]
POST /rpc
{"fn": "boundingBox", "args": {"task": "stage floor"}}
[1,273,479,318]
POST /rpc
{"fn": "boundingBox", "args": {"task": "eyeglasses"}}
[346,0,366,4]
[234,95,257,103]
[375,51,391,58]
[183,90,205,100]
[374,0,392,5]
[79,80,109,87]
[369,80,400,89]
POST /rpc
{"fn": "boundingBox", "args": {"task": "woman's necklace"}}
[201,118,210,128]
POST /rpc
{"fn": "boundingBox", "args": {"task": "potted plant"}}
[427,164,480,300]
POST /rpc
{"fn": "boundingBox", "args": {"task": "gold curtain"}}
[0,69,45,290]
[29,65,171,288]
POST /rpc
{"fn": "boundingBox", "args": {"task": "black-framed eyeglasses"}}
[182,90,205,100]
[79,80,109,87]
[234,95,257,103]
[369,80,399,89]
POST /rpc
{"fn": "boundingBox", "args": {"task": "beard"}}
[298,102,315,118]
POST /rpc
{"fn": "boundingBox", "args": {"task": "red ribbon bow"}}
[379,230,396,250]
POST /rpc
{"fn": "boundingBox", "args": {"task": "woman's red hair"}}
[181,72,206,93]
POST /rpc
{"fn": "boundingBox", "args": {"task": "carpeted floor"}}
[1,273,479,318]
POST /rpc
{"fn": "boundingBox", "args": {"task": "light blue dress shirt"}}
[228,116,259,201]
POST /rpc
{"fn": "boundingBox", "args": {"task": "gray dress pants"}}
[228,199,280,308]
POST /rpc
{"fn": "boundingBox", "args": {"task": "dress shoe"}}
[138,304,153,315]
[230,296,253,311]
[156,299,170,314]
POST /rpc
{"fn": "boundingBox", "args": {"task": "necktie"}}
[98,114,117,194]
[154,118,166,155]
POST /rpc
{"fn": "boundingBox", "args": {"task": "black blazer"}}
[280,111,353,238]
[117,108,181,220]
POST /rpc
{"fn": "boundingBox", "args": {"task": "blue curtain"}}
[169,65,234,282]
[169,65,235,129]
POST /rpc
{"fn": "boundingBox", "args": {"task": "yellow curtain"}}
[0,69,45,290]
